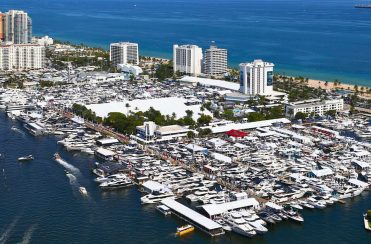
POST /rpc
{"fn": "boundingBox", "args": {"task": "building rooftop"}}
[180,76,239,91]
[161,199,222,231]
[87,97,212,121]
[202,199,259,217]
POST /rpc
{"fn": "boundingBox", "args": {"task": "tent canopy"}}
[226,129,248,138]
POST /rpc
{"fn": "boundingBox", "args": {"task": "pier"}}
[161,198,225,237]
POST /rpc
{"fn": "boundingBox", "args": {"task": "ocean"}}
[1,0,371,86]
[1,114,371,244]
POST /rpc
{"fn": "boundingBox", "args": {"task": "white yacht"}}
[141,191,176,204]
[186,187,208,202]
[99,178,133,189]
[286,210,304,223]
[156,205,171,216]
[337,186,365,200]
[224,212,257,238]
[248,221,268,234]
[95,173,128,183]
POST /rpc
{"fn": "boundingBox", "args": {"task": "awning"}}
[225,129,248,138]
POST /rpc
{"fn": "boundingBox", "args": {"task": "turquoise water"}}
[1,115,371,243]
[1,0,371,86]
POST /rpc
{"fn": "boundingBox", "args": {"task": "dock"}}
[161,198,225,237]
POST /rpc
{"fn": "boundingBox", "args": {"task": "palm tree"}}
[125,103,130,114]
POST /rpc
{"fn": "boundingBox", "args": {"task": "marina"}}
[0,76,370,242]
[0,0,371,242]
[0,111,370,243]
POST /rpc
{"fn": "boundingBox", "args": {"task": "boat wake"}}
[66,173,79,187]
[55,158,81,176]
[11,127,25,136]
[16,224,37,244]
[0,216,20,244]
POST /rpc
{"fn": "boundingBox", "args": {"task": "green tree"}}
[222,109,235,121]
[325,110,337,117]
[247,112,265,122]
[198,128,212,137]
[197,114,212,126]
[294,112,307,120]
[155,62,173,81]
[187,131,195,139]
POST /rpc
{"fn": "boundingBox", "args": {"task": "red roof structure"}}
[225,129,248,138]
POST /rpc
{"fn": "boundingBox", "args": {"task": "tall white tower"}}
[173,44,203,76]
[239,59,274,96]
[110,42,139,66]
[204,43,227,76]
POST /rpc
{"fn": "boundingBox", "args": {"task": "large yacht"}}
[95,173,128,183]
[140,191,176,204]
[224,212,257,238]
[336,186,365,200]
[100,178,133,189]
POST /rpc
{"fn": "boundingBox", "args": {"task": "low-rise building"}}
[285,99,344,118]
[135,121,190,143]
[32,35,54,46]
[117,63,143,76]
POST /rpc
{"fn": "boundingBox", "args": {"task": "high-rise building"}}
[204,44,227,76]
[110,42,139,66]
[0,43,45,71]
[0,13,4,41]
[173,44,203,76]
[239,59,274,96]
[2,10,32,44]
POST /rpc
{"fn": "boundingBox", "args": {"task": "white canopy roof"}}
[348,179,369,188]
[202,198,260,217]
[162,199,222,230]
[95,148,116,157]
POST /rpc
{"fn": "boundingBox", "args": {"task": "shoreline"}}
[306,79,371,99]
[48,37,371,89]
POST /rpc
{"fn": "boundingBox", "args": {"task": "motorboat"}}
[17,155,34,161]
[299,200,315,209]
[156,205,171,216]
[249,221,268,234]
[100,178,133,189]
[176,225,194,236]
[141,191,176,204]
[286,210,304,223]
[94,173,128,183]
[290,203,303,210]
[79,186,88,196]
[53,152,61,160]
[215,219,232,232]
[224,213,257,237]
[258,212,276,224]
[270,213,282,222]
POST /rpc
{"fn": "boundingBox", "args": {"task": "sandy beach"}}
[306,79,371,99]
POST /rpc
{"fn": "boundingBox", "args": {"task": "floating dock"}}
[161,199,224,237]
